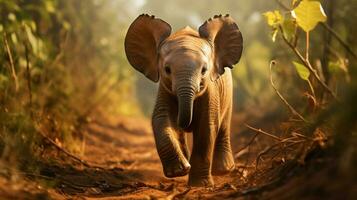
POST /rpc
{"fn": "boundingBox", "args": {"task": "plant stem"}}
[24,43,33,118]
[3,33,19,92]
[269,61,308,123]
[279,26,338,100]
[304,32,316,99]
[306,31,309,60]
[307,79,316,98]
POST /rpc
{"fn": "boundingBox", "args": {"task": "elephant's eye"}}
[164,66,171,75]
[201,66,207,75]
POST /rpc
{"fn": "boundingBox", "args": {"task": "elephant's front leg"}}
[188,123,216,186]
[212,111,235,175]
[152,101,191,178]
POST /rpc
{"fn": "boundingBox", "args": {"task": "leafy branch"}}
[277,0,357,60]
[278,25,338,100]
[264,0,338,100]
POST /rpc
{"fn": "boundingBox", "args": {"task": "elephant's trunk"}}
[177,86,195,129]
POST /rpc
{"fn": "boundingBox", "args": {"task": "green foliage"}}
[293,61,310,80]
[263,9,298,42]
[263,0,327,44]
[263,10,283,42]
[263,0,330,86]
[263,11,283,27]
[292,0,326,32]
[0,0,139,169]
[282,18,296,41]
[263,0,355,119]
[0,110,39,169]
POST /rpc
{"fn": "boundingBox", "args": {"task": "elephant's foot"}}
[212,151,235,175]
[188,175,214,187]
[163,156,191,178]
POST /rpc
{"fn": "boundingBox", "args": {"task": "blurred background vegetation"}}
[0,0,356,183]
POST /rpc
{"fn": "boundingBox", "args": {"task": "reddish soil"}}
[68,115,249,199]
[1,114,351,199]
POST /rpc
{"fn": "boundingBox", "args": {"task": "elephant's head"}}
[125,14,243,129]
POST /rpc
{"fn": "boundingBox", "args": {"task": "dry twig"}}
[243,124,312,169]
[3,33,19,91]
[245,124,282,141]
[38,129,90,167]
[229,158,299,198]
[35,124,106,170]
[269,61,308,122]
[235,132,259,159]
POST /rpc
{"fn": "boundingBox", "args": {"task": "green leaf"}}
[45,1,56,13]
[292,0,327,32]
[328,61,340,74]
[0,24,3,32]
[0,1,20,11]
[11,33,18,44]
[27,20,37,31]
[0,74,9,83]
[282,18,296,40]
[328,60,347,74]
[24,24,38,53]
[293,61,310,80]
[62,21,71,30]
[263,10,283,27]
[263,10,284,42]
[8,13,16,21]
[0,73,9,89]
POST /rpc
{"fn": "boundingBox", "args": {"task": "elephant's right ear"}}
[199,15,243,81]
[124,14,171,82]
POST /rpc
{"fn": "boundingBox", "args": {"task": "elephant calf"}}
[124,14,243,186]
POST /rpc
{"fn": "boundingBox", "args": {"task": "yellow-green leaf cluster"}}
[263,11,283,27]
[263,10,284,42]
[292,0,327,32]
[263,10,297,42]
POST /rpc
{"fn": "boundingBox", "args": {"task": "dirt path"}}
[74,116,238,199]
[0,114,288,199]
[1,114,341,199]
[43,115,253,199]
[83,116,181,199]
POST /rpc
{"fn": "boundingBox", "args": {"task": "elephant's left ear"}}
[199,14,243,81]
[125,14,171,82]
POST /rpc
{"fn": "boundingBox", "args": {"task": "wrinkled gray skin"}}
[124,14,243,186]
